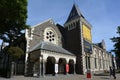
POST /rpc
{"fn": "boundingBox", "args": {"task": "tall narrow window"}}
[88,57,91,69]
[103,60,105,69]
[85,56,88,69]
[85,56,91,69]
[99,59,102,69]
[94,58,97,69]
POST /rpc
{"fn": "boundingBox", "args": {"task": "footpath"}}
[0,74,120,80]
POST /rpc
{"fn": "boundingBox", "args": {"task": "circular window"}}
[44,27,58,45]
[46,31,55,42]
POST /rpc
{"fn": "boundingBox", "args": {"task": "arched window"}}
[43,27,58,45]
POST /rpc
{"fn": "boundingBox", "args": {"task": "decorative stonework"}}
[43,27,58,45]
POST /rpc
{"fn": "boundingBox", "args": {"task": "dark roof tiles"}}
[30,42,74,56]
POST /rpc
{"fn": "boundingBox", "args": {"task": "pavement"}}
[0,74,120,80]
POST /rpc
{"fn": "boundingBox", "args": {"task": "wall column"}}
[39,57,41,77]
[74,63,76,74]
[24,52,28,76]
[42,59,46,77]
[41,54,47,77]
[54,58,59,75]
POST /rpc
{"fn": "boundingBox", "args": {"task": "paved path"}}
[0,74,120,80]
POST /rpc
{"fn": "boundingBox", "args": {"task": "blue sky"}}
[1,0,120,52]
[27,0,120,52]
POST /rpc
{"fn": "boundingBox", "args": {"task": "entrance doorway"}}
[58,58,66,74]
[69,59,74,74]
[46,56,56,74]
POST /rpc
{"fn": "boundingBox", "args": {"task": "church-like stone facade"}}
[24,4,116,76]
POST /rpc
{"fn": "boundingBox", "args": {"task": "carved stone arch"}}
[46,56,56,74]
[69,59,74,74]
[58,58,66,74]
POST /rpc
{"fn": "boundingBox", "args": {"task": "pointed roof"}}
[65,4,82,23]
[31,18,55,28]
[93,40,106,50]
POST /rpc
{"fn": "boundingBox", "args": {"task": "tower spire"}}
[65,3,82,23]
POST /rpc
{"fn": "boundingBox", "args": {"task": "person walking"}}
[109,66,112,77]
[112,67,116,79]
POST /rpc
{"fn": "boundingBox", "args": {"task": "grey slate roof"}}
[30,42,74,56]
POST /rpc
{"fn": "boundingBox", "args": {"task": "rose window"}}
[46,31,55,42]
[44,28,58,45]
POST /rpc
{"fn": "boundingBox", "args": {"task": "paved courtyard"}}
[0,74,120,80]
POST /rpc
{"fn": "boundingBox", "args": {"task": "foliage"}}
[7,46,24,60]
[111,26,120,58]
[0,0,29,45]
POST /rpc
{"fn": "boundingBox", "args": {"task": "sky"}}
[1,0,120,52]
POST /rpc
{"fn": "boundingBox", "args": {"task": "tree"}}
[111,26,120,57]
[7,47,24,60]
[0,0,29,46]
[0,1,28,76]
[4,46,24,61]
[111,26,120,68]
[5,46,24,76]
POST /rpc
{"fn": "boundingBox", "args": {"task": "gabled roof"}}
[56,24,66,39]
[65,4,82,23]
[29,42,74,56]
[93,40,106,50]
[31,18,55,28]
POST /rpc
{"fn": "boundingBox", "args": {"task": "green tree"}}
[0,0,29,46]
[5,46,24,76]
[7,47,24,60]
[4,46,24,61]
[111,26,120,57]
[111,26,120,68]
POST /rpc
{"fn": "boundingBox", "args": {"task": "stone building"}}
[24,4,115,76]
[25,19,76,76]
[91,40,113,73]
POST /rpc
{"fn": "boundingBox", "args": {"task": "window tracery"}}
[44,27,58,45]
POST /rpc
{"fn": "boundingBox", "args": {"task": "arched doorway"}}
[69,59,74,74]
[46,56,56,74]
[58,58,66,74]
